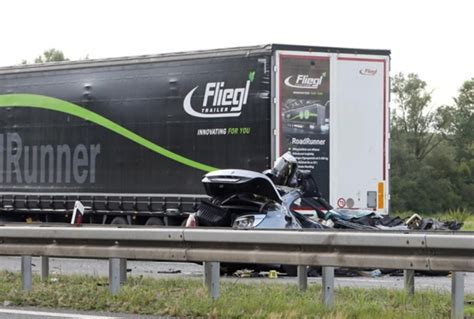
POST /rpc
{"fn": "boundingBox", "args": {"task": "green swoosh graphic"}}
[0,94,218,172]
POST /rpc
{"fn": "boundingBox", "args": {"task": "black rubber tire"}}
[145,217,165,226]
[110,216,128,225]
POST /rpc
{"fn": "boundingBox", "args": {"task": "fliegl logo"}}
[284,73,326,89]
[183,71,255,118]
[359,68,377,76]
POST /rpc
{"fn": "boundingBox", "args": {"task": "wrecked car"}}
[186,152,326,231]
[186,152,463,275]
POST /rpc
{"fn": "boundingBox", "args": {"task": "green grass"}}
[0,272,472,318]
[461,215,474,231]
[440,208,471,223]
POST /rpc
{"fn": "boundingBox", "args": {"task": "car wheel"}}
[110,216,128,225]
[145,217,164,226]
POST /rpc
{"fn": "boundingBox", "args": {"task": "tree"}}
[34,49,69,63]
[390,73,456,213]
[437,78,474,161]
[390,76,474,213]
[391,73,440,161]
[437,79,474,210]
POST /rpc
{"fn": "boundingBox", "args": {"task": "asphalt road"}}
[0,256,472,294]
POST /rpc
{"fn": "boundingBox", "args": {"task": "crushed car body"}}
[188,152,462,232]
[185,152,463,275]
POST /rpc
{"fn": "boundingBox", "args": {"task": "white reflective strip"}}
[0,308,119,318]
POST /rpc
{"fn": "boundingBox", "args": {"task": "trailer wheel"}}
[145,217,164,226]
[110,216,128,225]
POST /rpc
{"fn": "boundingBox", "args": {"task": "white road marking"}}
[0,308,119,318]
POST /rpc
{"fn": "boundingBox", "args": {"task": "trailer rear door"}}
[274,50,389,212]
[332,54,389,212]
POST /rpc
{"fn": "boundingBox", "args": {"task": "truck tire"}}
[110,216,128,225]
[145,217,164,226]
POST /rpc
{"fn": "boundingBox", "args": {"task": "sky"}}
[0,0,472,106]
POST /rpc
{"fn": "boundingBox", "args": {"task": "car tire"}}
[110,216,128,225]
[145,217,164,226]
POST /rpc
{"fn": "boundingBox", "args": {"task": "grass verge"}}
[0,272,472,318]
[462,215,474,231]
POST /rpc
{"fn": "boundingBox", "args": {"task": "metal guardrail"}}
[0,225,472,319]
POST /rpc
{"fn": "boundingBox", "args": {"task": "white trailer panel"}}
[332,55,389,211]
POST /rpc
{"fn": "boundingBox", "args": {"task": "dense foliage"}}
[391,74,473,213]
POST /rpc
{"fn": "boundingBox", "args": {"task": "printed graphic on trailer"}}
[280,55,330,199]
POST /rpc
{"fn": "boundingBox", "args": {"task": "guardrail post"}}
[21,255,32,291]
[203,261,220,300]
[321,266,334,307]
[119,258,127,283]
[40,256,49,281]
[297,265,308,291]
[403,269,415,295]
[451,272,464,319]
[109,258,125,295]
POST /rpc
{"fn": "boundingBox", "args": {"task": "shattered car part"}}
[321,209,462,231]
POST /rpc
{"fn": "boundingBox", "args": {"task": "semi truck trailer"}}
[0,44,390,225]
